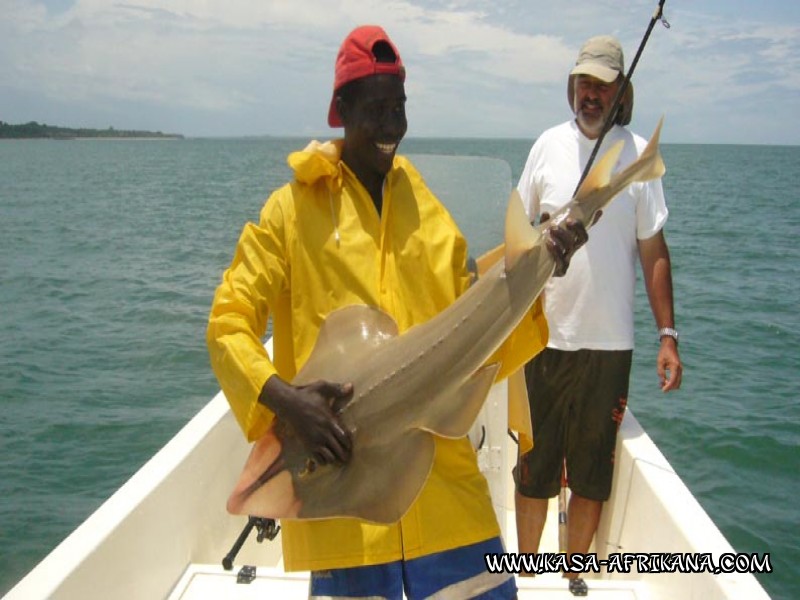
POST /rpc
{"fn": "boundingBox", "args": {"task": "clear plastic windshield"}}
[406,154,512,257]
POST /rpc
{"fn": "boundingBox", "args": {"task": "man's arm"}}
[207,194,354,459]
[639,230,683,391]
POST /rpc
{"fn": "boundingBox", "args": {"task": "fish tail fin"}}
[574,140,625,201]
[504,189,542,270]
[603,117,667,194]
[634,116,666,182]
[574,117,666,219]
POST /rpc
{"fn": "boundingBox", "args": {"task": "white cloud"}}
[0,0,797,143]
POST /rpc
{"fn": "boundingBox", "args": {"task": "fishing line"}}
[572,0,670,196]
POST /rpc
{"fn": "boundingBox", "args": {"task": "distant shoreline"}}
[13,135,184,142]
[0,137,183,141]
[0,121,184,140]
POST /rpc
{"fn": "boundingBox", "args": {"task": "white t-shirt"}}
[516,120,668,350]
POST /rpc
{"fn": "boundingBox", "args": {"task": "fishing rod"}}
[572,0,670,196]
[554,2,671,569]
[509,1,671,447]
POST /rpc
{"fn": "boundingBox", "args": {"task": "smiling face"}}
[572,74,620,139]
[338,73,407,196]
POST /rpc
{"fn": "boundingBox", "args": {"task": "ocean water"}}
[1,137,797,599]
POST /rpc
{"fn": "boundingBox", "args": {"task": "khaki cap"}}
[570,35,624,83]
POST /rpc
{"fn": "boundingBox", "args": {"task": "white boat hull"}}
[5,372,770,599]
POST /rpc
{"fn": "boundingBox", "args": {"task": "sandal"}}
[568,577,589,596]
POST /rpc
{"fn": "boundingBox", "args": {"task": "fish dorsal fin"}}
[293,305,399,385]
[504,189,542,271]
[419,363,501,439]
[574,139,625,202]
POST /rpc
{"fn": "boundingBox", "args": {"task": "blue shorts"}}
[309,537,516,599]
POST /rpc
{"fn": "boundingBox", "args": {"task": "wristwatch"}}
[657,327,679,344]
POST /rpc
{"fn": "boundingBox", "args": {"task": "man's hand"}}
[657,339,683,392]
[260,375,354,466]
[541,211,600,277]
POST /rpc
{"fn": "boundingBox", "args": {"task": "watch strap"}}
[657,327,679,344]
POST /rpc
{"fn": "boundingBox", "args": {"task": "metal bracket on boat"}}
[236,565,256,584]
[255,517,281,542]
[222,516,281,571]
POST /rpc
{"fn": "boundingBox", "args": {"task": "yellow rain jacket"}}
[207,140,547,571]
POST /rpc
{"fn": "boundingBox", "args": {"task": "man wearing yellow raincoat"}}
[207,25,587,600]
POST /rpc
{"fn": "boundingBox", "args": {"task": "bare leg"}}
[514,491,549,576]
[564,492,602,580]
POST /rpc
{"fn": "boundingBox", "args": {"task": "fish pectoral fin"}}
[421,363,501,439]
[298,430,436,524]
[294,305,399,384]
[504,190,542,271]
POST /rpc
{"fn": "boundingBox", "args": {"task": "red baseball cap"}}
[327,25,406,127]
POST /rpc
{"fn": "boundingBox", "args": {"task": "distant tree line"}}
[0,121,184,139]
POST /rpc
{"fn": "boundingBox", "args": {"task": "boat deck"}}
[4,392,770,600]
[171,565,650,599]
[169,502,651,599]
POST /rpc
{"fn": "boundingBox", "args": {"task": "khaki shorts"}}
[513,348,632,501]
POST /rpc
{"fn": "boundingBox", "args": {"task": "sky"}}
[1,0,799,144]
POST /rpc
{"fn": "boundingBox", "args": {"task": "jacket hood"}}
[288,139,345,190]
